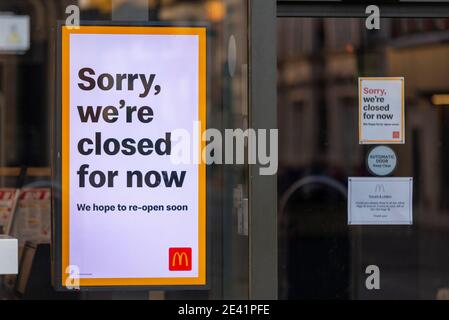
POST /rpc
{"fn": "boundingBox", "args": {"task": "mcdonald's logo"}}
[375,184,385,193]
[169,248,192,271]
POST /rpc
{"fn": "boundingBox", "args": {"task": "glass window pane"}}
[0,0,249,300]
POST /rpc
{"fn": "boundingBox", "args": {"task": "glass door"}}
[278,12,449,299]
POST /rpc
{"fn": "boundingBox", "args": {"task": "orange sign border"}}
[358,77,405,144]
[61,26,207,287]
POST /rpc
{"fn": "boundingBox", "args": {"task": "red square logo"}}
[393,131,400,139]
[169,248,192,271]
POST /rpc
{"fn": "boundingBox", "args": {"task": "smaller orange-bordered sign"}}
[359,77,405,144]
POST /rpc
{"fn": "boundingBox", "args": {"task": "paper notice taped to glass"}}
[359,77,405,144]
[348,177,413,225]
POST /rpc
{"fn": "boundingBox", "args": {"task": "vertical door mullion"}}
[249,0,278,299]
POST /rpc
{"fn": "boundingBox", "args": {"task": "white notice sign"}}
[348,177,413,225]
[0,15,30,53]
[359,77,405,144]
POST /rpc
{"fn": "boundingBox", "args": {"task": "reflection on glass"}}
[278,17,449,300]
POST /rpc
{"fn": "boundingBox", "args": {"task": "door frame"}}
[278,1,449,18]
[249,0,278,299]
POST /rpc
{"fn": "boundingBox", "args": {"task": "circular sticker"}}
[367,146,397,176]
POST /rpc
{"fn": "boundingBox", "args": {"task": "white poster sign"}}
[61,26,206,287]
[0,15,30,52]
[348,177,413,225]
[359,77,405,144]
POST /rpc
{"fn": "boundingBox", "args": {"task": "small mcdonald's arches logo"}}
[169,248,192,271]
